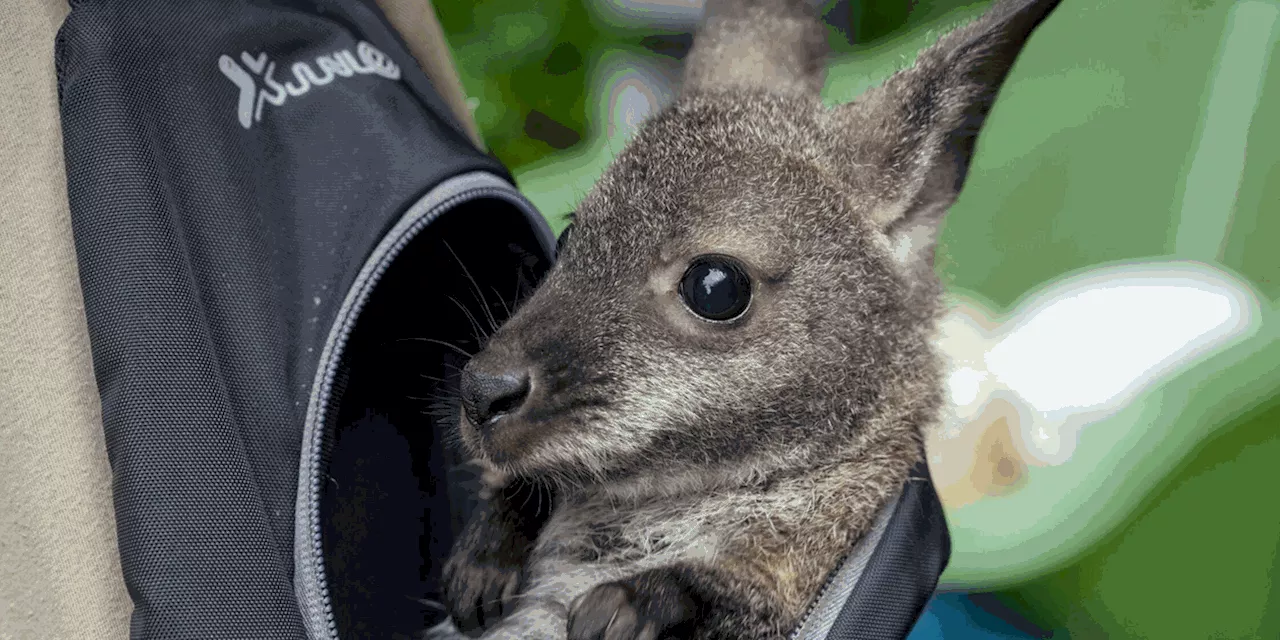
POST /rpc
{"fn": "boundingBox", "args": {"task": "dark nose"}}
[460,368,531,428]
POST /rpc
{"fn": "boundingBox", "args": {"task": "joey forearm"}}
[485,476,555,550]
[443,475,554,633]
[453,475,552,572]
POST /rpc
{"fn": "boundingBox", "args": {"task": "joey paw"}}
[442,553,523,636]
[567,578,695,640]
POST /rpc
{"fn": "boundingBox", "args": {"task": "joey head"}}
[441,0,1064,638]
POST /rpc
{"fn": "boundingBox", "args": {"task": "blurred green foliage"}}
[433,0,980,172]
[434,0,594,167]
[1002,395,1280,638]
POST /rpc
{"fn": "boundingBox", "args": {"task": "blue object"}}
[908,593,1052,639]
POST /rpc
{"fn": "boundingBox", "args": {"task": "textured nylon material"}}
[56,1,522,637]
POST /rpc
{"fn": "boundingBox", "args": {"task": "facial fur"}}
[467,113,936,488]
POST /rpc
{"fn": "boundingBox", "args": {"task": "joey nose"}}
[460,368,531,428]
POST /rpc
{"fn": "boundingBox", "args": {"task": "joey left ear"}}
[842,0,1064,268]
[682,0,829,97]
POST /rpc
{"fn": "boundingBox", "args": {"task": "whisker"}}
[419,389,462,404]
[443,241,500,334]
[395,337,474,360]
[447,295,488,345]
[489,286,512,318]
[516,483,537,512]
[423,398,459,408]
[409,388,462,403]
[512,268,526,312]
[425,406,458,416]
[419,404,448,413]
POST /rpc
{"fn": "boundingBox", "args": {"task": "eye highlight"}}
[678,254,752,322]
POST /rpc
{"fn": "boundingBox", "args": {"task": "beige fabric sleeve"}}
[375,0,486,151]
[0,1,134,638]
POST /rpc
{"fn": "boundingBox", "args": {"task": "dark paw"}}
[567,576,696,640]
[442,554,523,636]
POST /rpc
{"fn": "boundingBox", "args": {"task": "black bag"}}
[54,1,948,638]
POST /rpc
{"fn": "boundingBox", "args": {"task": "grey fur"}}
[442,1,1063,638]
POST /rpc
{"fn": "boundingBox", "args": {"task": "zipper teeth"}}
[304,186,508,639]
[789,550,851,640]
[788,489,902,640]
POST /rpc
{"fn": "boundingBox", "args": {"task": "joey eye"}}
[679,254,752,322]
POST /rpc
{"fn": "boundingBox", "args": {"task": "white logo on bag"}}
[218,41,402,129]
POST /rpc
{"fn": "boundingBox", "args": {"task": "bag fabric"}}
[0,1,133,638]
[55,0,555,637]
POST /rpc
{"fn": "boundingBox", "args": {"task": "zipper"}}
[790,548,851,640]
[788,491,900,640]
[293,171,555,640]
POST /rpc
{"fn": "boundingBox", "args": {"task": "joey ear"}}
[682,0,829,97]
[845,0,1063,268]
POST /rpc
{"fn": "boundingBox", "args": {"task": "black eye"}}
[679,254,752,322]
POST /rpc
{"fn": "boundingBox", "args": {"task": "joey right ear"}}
[835,0,1064,270]
[681,0,829,97]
